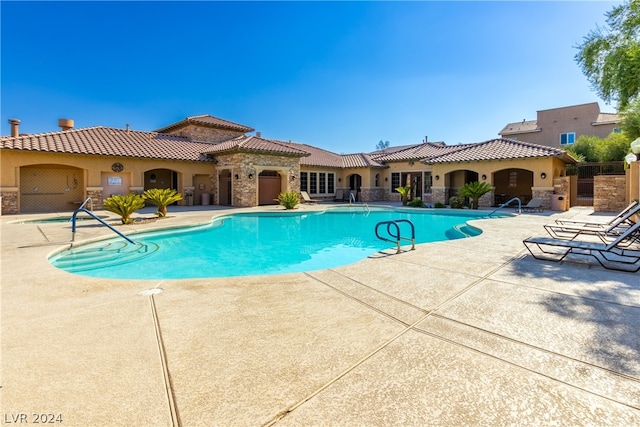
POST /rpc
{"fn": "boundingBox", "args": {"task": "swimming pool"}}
[50,207,498,279]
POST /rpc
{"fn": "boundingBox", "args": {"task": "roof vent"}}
[256,131,262,138]
[8,118,21,137]
[58,118,74,131]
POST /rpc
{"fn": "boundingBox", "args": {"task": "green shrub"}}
[395,186,411,206]
[458,181,494,209]
[407,198,425,207]
[277,191,300,209]
[449,196,466,209]
[434,202,446,208]
[143,188,183,217]
[103,194,146,224]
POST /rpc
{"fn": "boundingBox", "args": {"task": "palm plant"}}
[103,194,146,224]
[458,181,494,209]
[143,188,183,217]
[395,186,411,206]
[276,191,300,209]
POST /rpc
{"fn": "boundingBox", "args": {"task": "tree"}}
[575,0,640,109]
[566,133,631,162]
[621,97,640,139]
[376,140,390,151]
[458,182,494,210]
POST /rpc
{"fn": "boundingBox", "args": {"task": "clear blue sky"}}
[1,1,617,153]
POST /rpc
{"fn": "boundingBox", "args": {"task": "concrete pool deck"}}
[1,204,638,426]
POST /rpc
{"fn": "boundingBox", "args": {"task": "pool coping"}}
[1,203,639,425]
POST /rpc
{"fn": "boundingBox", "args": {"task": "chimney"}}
[126,124,130,134]
[8,118,21,137]
[256,131,262,138]
[58,118,74,131]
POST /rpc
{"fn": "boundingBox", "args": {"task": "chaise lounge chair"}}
[543,202,640,244]
[301,191,322,204]
[523,221,640,272]
[554,200,639,228]
[334,189,344,202]
[520,198,544,213]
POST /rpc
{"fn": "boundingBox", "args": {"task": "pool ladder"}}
[375,219,415,254]
[70,197,136,244]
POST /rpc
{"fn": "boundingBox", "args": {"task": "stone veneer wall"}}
[532,188,554,209]
[215,152,300,207]
[163,125,246,144]
[594,175,626,212]
[360,187,385,202]
[1,189,18,214]
[86,187,104,210]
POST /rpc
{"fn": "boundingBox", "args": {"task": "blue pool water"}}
[50,207,496,279]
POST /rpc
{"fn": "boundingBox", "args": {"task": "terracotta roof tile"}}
[154,114,254,133]
[340,153,386,168]
[203,136,310,157]
[275,141,385,168]
[372,142,451,162]
[0,126,218,162]
[424,138,577,164]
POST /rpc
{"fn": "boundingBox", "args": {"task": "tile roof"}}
[499,120,539,135]
[275,141,386,168]
[0,126,218,162]
[154,114,254,134]
[423,138,578,164]
[371,142,452,162]
[203,136,310,157]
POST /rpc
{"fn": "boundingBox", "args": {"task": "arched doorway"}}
[493,168,534,205]
[258,170,281,205]
[19,164,85,212]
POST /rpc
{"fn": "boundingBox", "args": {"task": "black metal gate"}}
[569,162,625,206]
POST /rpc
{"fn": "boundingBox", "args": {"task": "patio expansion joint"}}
[412,314,640,411]
[146,292,181,427]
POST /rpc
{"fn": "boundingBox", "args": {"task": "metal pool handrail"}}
[489,197,522,216]
[70,197,136,244]
[375,219,415,253]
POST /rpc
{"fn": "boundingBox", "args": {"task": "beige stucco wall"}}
[502,104,618,147]
[1,150,216,214]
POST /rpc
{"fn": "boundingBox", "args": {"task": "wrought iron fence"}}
[566,162,625,206]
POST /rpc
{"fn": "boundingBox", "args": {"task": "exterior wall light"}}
[234,174,239,180]
[481,174,487,180]
[435,175,440,181]
[249,173,254,179]
[541,172,547,179]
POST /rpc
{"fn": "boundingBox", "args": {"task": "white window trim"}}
[559,132,576,145]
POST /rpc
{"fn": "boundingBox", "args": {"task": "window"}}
[560,132,576,145]
[508,171,518,188]
[309,172,318,194]
[300,171,335,195]
[424,172,432,193]
[613,128,621,133]
[391,172,400,191]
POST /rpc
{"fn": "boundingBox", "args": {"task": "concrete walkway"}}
[1,205,638,426]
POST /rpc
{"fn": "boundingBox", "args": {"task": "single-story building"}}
[1,114,581,214]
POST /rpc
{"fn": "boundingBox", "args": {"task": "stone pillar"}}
[86,187,104,210]
[1,187,19,214]
[594,175,626,212]
[431,186,446,205]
